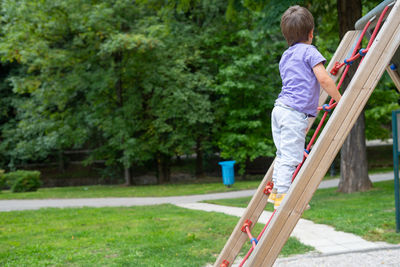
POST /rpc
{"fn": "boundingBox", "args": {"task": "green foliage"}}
[0,0,396,179]
[310,0,339,59]
[1,0,160,167]
[4,170,42,192]
[0,0,215,177]
[365,73,400,140]
[215,24,280,172]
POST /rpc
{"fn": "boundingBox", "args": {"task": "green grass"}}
[206,197,273,211]
[205,180,400,244]
[0,168,394,199]
[0,205,312,266]
[0,180,261,200]
[303,180,400,244]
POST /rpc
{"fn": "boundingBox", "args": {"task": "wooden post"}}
[245,1,400,266]
[213,30,360,267]
[387,66,400,92]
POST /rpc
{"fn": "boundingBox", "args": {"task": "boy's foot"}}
[268,188,277,203]
[274,193,287,209]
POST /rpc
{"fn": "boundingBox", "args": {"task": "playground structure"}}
[215,1,400,266]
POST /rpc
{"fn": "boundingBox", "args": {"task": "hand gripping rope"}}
[223,4,393,267]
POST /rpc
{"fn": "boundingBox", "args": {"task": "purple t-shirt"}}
[277,43,326,117]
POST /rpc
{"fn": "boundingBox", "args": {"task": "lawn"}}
[0,168,394,200]
[1,171,398,265]
[0,205,312,266]
[0,180,261,200]
[205,180,400,244]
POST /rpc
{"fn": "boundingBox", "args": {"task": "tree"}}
[0,0,217,184]
[0,1,157,178]
[215,27,279,176]
[1,0,393,186]
[212,0,295,176]
[0,62,19,168]
[337,0,372,193]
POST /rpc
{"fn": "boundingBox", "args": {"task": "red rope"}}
[331,18,372,72]
[241,220,257,249]
[239,210,277,267]
[367,6,390,50]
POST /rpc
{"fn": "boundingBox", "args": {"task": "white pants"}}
[271,104,308,193]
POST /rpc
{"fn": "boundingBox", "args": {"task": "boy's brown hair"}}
[281,5,314,46]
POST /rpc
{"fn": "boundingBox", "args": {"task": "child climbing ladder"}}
[215,1,400,266]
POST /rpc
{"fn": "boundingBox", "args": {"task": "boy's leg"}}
[275,108,308,195]
[269,106,282,203]
[271,106,282,187]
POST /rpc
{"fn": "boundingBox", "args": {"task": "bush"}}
[4,170,42,193]
[0,170,5,191]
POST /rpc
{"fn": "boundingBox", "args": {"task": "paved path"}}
[0,190,258,212]
[0,172,394,212]
[177,202,394,254]
[273,247,400,266]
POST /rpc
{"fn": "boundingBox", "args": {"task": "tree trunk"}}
[115,51,123,107]
[337,0,372,193]
[338,56,371,193]
[114,50,132,185]
[124,167,132,186]
[337,0,362,40]
[157,153,171,184]
[241,157,250,180]
[195,137,204,177]
[339,112,372,192]
[58,150,65,173]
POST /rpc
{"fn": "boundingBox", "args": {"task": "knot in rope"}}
[263,181,274,195]
[344,58,353,65]
[250,238,258,245]
[322,104,332,112]
[358,48,367,57]
[330,61,342,75]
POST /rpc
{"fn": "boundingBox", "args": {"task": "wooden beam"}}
[387,65,400,92]
[245,1,400,266]
[213,30,360,267]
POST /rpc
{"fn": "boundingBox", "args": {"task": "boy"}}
[268,5,342,209]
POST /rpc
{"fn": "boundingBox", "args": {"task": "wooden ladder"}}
[215,1,400,266]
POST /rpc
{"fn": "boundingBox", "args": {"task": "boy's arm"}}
[313,63,342,103]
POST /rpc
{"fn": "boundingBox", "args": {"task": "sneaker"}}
[274,193,287,209]
[268,188,277,203]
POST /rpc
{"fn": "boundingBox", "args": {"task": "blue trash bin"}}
[218,161,236,186]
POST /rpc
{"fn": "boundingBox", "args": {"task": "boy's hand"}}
[313,63,342,103]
